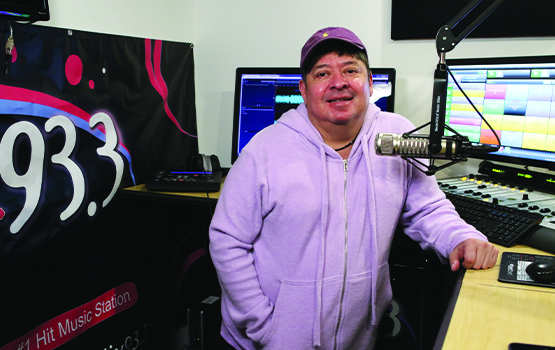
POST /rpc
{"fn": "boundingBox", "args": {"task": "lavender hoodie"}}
[209,103,487,350]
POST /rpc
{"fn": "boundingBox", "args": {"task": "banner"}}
[0,22,200,349]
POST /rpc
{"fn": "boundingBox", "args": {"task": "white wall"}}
[41,0,555,177]
[44,0,194,42]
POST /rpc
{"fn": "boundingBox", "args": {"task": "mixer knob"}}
[540,208,551,213]
[518,203,528,208]
[523,194,529,200]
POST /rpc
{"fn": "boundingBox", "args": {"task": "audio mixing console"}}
[438,174,555,254]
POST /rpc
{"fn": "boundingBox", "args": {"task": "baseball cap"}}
[300,27,367,70]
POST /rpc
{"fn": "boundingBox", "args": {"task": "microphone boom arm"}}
[436,0,506,56]
[415,0,505,175]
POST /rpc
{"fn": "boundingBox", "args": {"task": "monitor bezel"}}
[231,66,396,164]
[446,55,555,171]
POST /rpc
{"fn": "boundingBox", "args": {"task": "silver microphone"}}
[375,133,462,158]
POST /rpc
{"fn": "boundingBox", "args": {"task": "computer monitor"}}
[445,55,555,171]
[231,67,396,163]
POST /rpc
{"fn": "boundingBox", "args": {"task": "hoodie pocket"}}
[260,280,316,348]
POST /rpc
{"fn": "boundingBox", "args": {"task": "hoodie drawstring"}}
[313,145,328,348]
[362,134,379,327]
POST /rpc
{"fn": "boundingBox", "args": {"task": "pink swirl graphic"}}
[144,39,197,138]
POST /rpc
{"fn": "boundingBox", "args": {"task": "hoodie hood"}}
[276,102,384,159]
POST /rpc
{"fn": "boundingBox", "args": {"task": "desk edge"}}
[433,268,466,350]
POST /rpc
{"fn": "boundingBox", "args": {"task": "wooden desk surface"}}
[123,183,222,200]
[441,244,555,349]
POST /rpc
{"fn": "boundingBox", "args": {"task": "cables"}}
[2,20,13,75]
[446,65,501,151]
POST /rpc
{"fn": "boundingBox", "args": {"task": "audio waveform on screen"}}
[275,95,304,104]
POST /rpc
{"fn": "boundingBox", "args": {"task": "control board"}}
[438,174,555,231]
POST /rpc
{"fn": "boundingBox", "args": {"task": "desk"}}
[438,244,555,349]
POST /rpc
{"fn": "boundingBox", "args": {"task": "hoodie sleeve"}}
[375,113,489,261]
[399,164,488,262]
[208,149,273,343]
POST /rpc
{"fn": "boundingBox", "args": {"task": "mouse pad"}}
[498,252,555,288]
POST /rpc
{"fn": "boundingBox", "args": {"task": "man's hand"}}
[449,238,499,272]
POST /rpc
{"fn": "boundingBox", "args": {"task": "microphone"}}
[375,133,497,159]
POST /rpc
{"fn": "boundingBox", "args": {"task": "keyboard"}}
[145,171,222,192]
[445,192,544,247]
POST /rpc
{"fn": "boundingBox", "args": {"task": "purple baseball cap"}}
[300,27,367,70]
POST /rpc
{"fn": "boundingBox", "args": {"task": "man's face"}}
[300,52,373,129]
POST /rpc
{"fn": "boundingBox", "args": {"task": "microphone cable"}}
[446,65,501,152]
[201,168,214,219]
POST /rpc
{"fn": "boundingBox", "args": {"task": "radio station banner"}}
[0,22,198,256]
[0,22,199,350]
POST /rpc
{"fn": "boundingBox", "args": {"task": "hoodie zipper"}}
[333,159,349,350]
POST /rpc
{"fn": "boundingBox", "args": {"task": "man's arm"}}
[449,238,499,271]
[208,150,275,344]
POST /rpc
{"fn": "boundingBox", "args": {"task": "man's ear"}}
[368,73,374,98]
[299,79,307,103]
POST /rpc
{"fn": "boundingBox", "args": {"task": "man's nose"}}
[330,72,348,89]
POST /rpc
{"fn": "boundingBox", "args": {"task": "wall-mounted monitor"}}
[445,55,555,171]
[0,0,49,22]
[231,67,396,164]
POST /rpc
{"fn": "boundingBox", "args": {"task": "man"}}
[209,27,498,350]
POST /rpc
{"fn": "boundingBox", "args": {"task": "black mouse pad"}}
[509,343,555,350]
[498,252,555,288]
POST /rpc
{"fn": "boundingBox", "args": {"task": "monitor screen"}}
[0,0,49,21]
[445,55,555,171]
[231,67,396,163]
